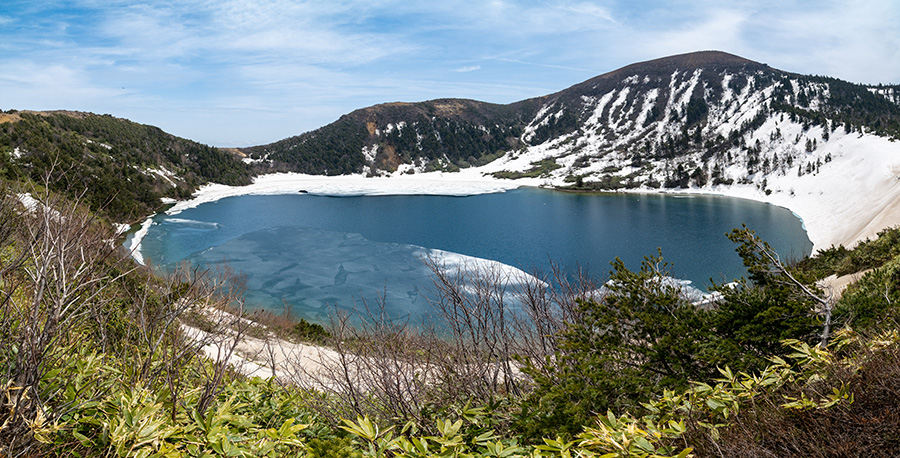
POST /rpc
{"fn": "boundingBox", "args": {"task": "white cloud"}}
[558,2,618,24]
[612,1,900,84]
[636,9,750,60]
[0,61,120,102]
[1,0,898,146]
[744,0,900,84]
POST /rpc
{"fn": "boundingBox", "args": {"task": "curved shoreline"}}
[164,171,544,216]
[128,141,900,267]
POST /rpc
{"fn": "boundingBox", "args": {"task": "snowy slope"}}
[469,53,900,251]
[245,51,900,252]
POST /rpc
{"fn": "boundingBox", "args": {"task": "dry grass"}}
[0,110,97,125]
[688,331,900,457]
[0,113,21,124]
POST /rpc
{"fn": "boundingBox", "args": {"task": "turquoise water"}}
[136,188,812,322]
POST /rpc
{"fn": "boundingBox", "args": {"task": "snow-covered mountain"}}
[245,51,899,188]
[477,51,900,191]
[241,51,900,250]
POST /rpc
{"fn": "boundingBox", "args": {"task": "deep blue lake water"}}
[136,188,812,322]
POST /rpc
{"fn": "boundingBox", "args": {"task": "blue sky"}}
[2,1,898,147]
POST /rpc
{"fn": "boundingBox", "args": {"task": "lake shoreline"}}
[126,145,900,266]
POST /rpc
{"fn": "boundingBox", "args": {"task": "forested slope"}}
[0,110,251,221]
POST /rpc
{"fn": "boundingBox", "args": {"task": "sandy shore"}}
[164,154,900,379]
[182,321,341,381]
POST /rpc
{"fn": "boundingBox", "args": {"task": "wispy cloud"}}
[614,0,900,84]
[1,0,898,145]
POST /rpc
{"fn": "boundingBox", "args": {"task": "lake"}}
[135,188,812,322]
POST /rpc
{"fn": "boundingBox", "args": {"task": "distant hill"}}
[0,110,251,222]
[240,98,541,175]
[242,50,900,188]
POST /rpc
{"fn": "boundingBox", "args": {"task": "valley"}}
[3,49,900,457]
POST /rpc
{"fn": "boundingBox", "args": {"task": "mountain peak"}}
[245,50,900,184]
[602,51,767,79]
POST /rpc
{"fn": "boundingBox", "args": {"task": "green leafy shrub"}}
[798,226,900,278]
[292,318,331,343]
[517,227,825,441]
[836,257,900,329]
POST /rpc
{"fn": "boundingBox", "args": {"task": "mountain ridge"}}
[5,50,900,239]
[240,50,900,183]
[0,110,251,221]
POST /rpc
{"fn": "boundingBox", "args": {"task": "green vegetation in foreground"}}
[2,175,900,457]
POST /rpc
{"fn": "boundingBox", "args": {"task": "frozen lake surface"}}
[135,188,812,322]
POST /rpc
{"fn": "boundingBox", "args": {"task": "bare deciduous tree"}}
[282,257,600,433]
[0,178,131,451]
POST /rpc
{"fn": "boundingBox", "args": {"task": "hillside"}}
[241,51,900,251]
[0,110,251,222]
[242,51,900,184]
[241,98,541,175]
[3,51,900,457]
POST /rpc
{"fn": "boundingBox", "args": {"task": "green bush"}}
[798,226,900,278]
[516,227,825,440]
[291,318,331,343]
[836,257,900,329]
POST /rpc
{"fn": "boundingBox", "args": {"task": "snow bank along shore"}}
[126,131,900,267]
[164,169,544,215]
[127,116,900,265]
[123,146,900,380]
[677,131,900,253]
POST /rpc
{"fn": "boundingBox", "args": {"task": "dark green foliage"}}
[769,74,900,139]
[643,105,661,126]
[797,226,900,278]
[714,226,822,354]
[291,318,331,343]
[248,116,368,175]
[491,158,561,179]
[684,96,708,126]
[0,112,250,221]
[517,253,720,440]
[527,108,579,145]
[559,174,626,190]
[836,257,900,330]
[517,228,824,441]
[383,116,521,168]
[304,436,364,458]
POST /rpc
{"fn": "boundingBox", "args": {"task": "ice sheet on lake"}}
[183,226,538,323]
[164,218,221,229]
